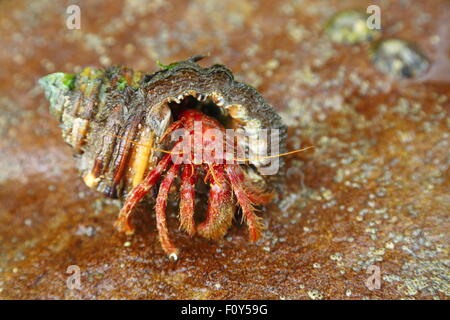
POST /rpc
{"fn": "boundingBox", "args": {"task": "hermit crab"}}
[39,56,288,260]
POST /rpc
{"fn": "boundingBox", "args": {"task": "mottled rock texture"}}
[0,0,449,299]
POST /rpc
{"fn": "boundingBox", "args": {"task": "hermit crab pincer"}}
[39,56,287,260]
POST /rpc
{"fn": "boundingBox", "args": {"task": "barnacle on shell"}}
[39,56,287,201]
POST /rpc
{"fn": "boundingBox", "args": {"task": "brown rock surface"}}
[0,0,449,299]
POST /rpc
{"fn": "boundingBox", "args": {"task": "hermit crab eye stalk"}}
[39,56,288,259]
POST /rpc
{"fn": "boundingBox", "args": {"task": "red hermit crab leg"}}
[197,165,235,240]
[179,164,197,236]
[155,164,180,260]
[114,152,172,234]
[225,165,266,242]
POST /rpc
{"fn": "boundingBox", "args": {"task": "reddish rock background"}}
[0,0,449,299]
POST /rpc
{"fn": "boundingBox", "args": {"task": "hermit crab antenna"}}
[207,164,222,188]
[104,133,183,155]
[233,146,315,162]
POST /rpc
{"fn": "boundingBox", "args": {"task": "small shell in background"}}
[370,38,430,78]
